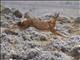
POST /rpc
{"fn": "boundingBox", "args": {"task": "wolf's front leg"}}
[50,29,67,42]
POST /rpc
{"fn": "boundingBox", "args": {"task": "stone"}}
[70,45,80,60]
[75,17,80,23]
[1,8,11,15]
[13,10,22,18]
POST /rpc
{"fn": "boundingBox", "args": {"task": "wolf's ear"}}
[54,13,60,18]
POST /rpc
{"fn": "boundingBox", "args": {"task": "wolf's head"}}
[48,13,60,26]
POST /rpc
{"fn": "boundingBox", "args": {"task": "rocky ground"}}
[0,5,80,60]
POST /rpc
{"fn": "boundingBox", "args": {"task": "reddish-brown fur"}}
[10,13,66,42]
[14,17,66,37]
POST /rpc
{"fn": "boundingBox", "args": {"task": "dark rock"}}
[24,12,31,19]
[75,17,80,23]
[28,43,37,48]
[0,53,10,60]
[0,21,2,27]
[5,30,18,35]
[45,15,53,19]
[70,45,80,60]
[13,10,22,18]
[40,36,47,41]
[10,54,23,59]
[0,22,9,28]
[21,34,27,41]
[61,46,69,53]
[1,8,12,15]
[26,50,39,59]
[30,32,47,41]
[54,52,61,57]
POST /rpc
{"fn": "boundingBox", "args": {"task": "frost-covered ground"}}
[0,1,80,60]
